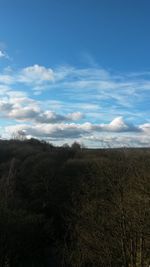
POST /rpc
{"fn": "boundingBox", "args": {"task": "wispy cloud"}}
[0,64,149,147]
[0,49,10,60]
[0,50,5,58]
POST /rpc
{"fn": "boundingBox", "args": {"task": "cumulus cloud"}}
[0,64,149,147]
[4,117,143,142]
[0,92,84,124]
[9,107,39,120]
[5,123,86,139]
[99,117,139,132]
[0,64,54,89]
[0,106,84,124]
[0,95,138,134]
[3,113,150,148]
[18,64,54,85]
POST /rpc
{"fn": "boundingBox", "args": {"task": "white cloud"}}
[0,64,149,147]
[139,123,150,133]
[67,112,84,121]
[0,74,14,84]
[0,91,84,124]
[18,64,54,85]
[105,117,136,132]
[86,133,150,148]
[9,107,39,120]
[0,49,9,60]
[0,50,5,58]
[0,64,54,89]
[5,123,85,139]
[0,64,149,112]
[4,117,142,141]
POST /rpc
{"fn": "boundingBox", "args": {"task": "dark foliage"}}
[0,139,149,267]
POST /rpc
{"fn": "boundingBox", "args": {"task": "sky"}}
[0,0,150,147]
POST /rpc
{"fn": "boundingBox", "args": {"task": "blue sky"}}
[0,0,150,147]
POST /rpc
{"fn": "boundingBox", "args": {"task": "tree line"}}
[0,139,149,267]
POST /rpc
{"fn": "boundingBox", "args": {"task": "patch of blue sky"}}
[0,0,150,146]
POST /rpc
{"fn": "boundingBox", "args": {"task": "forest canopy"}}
[0,139,149,267]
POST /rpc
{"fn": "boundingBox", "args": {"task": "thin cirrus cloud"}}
[0,49,10,60]
[0,63,150,98]
[0,50,5,58]
[0,63,150,147]
[0,63,149,120]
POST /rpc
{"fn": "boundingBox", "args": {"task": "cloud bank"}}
[0,64,149,147]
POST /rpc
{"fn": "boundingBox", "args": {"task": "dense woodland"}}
[0,139,149,267]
